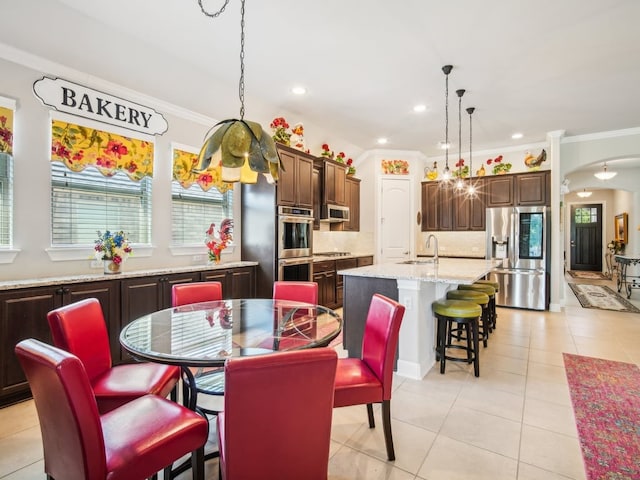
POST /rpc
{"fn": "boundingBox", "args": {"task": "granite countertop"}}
[313,253,374,262]
[0,261,259,291]
[337,258,499,285]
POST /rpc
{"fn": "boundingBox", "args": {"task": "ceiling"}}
[2,0,640,159]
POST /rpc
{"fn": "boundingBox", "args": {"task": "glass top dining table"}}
[119,298,343,370]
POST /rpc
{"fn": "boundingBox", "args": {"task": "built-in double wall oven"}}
[277,206,314,282]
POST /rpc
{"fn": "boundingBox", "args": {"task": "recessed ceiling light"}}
[377,138,388,145]
[511,133,523,139]
[438,141,450,150]
[291,86,307,95]
[413,104,427,113]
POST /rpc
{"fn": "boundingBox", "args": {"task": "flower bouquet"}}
[346,158,356,175]
[607,239,625,254]
[206,219,233,264]
[452,159,469,178]
[335,151,346,164]
[320,143,334,159]
[270,117,291,146]
[94,230,132,273]
[487,155,512,175]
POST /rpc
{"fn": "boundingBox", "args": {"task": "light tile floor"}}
[1,274,639,480]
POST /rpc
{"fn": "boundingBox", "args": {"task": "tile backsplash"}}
[313,231,374,255]
[418,231,486,258]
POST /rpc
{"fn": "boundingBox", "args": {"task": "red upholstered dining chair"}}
[15,338,208,480]
[333,293,405,461]
[47,298,180,414]
[217,348,338,480]
[172,281,225,413]
[172,281,223,307]
[273,280,318,304]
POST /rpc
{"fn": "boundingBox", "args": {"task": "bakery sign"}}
[33,76,168,136]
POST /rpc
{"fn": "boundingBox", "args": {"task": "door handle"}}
[570,240,575,247]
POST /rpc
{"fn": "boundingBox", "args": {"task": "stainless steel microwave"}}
[321,204,350,223]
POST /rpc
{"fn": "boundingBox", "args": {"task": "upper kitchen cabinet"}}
[321,159,347,206]
[485,175,514,207]
[275,144,314,208]
[343,176,360,231]
[516,170,550,206]
[453,178,486,231]
[421,181,439,231]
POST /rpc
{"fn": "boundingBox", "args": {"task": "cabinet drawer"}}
[357,256,374,267]
[314,260,336,273]
[336,258,358,272]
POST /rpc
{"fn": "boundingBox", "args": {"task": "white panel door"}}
[380,177,412,263]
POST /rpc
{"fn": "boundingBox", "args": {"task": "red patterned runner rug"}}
[563,353,640,479]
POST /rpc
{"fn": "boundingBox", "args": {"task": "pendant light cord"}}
[467,107,475,179]
[198,0,246,120]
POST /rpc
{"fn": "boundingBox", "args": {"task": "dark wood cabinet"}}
[0,280,119,406]
[453,179,486,231]
[335,258,358,307]
[276,145,314,208]
[313,167,321,229]
[335,176,360,232]
[313,260,337,309]
[201,266,256,299]
[357,255,374,267]
[516,170,550,206]
[485,175,514,207]
[322,160,347,206]
[421,182,439,231]
[438,185,453,231]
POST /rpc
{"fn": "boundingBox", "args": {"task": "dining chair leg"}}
[366,403,375,428]
[381,400,395,461]
[192,446,205,480]
[161,465,171,479]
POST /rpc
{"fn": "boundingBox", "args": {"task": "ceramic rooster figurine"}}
[524,149,546,170]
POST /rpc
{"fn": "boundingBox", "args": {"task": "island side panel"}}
[343,275,398,359]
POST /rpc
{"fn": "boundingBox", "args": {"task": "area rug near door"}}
[568,283,640,313]
[563,353,640,480]
[568,270,609,280]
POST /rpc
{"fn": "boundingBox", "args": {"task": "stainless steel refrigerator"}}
[486,206,550,310]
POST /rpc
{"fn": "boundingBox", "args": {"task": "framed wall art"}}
[614,212,628,244]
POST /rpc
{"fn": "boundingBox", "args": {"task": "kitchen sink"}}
[398,259,436,265]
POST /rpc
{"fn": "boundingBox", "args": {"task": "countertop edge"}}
[0,261,259,291]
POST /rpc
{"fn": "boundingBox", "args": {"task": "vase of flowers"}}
[607,239,625,255]
[487,155,512,175]
[346,158,356,175]
[270,117,291,146]
[335,151,346,164]
[320,143,334,159]
[94,230,132,274]
[206,219,233,264]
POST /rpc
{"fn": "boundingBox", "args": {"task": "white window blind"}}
[0,155,13,246]
[171,181,233,245]
[51,162,152,245]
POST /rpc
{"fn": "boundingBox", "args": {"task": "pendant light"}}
[466,106,476,196]
[594,162,617,180]
[441,65,453,181]
[577,188,593,198]
[455,88,466,191]
[195,0,281,185]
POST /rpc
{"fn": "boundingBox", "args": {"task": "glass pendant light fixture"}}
[455,88,466,191]
[577,188,593,198]
[594,162,617,180]
[195,0,281,185]
[441,65,453,182]
[466,106,476,196]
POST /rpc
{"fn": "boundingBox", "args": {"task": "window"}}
[171,145,234,246]
[574,207,597,224]
[51,163,152,245]
[50,119,154,247]
[171,181,233,245]
[0,154,12,246]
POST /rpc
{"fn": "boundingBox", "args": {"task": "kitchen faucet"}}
[426,234,439,264]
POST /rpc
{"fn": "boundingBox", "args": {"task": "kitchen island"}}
[338,258,497,380]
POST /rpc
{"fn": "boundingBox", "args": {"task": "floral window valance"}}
[51,119,153,181]
[173,147,233,194]
[0,105,14,159]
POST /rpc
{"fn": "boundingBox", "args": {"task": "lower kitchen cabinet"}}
[0,280,119,406]
[335,258,358,306]
[0,265,255,407]
[313,260,337,309]
[202,266,256,299]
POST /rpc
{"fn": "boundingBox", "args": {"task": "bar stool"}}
[458,283,497,332]
[446,289,490,348]
[432,299,482,377]
[474,280,499,330]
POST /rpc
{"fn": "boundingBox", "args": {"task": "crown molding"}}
[0,42,217,127]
